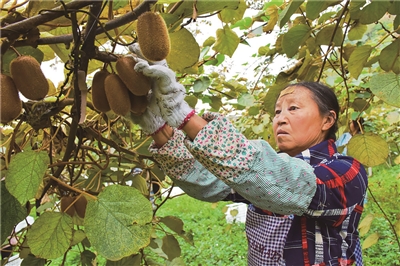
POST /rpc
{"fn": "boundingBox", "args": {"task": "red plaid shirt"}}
[233,139,368,265]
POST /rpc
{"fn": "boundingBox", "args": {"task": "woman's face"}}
[273,86,333,156]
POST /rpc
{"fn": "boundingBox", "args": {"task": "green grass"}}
[152,196,248,266]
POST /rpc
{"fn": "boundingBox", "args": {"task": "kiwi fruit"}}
[10,55,49,100]
[115,57,151,96]
[60,196,76,217]
[0,74,22,123]
[91,69,111,112]
[74,195,87,218]
[129,92,148,115]
[136,11,171,61]
[104,73,131,116]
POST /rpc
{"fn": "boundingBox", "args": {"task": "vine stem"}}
[367,186,400,252]
[48,175,97,200]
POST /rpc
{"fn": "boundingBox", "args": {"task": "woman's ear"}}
[322,111,336,131]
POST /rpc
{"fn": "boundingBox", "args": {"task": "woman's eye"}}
[275,110,281,115]
[289,106,298,111]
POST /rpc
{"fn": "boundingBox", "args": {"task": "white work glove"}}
[126,91,166,136]
[133,57,194,129]
[125,44,168,135]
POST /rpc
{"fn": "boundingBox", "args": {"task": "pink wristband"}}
[150,122,168,136]
[177,110,196,130]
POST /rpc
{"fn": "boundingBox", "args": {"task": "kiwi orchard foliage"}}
[1,0,399,265]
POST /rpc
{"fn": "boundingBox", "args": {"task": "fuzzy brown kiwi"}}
[60,196,76,217]
[10,55,49,100]
[104,73,131,116]
[74,195,87,218]
[136,11,171,61]
[0,74,22,123]
[129,92,148,115]
[91,70,111,112]
[115,57,151,96]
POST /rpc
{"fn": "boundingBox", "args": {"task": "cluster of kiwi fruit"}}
[1,55,49,124]
[91,11,170,116]
[60,195,88,218]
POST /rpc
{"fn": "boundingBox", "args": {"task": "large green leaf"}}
[1,181,27,244]
[5,150,49,204]
[84,185,153,261]
[166,27,200,72]
[347,133,389,167]
[305,0,341,20]
[213,24,240,58]
[370,72,400,107]
[358,1,391,24]
[347,22,368,41]
[278,0,304,28]
[27,212,73,259]
[315,25,343,46]
[282,24,311,58]
[348,45,372,79]
[379,38,400,74]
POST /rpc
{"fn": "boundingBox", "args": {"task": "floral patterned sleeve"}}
[149,129,231,202]
[183,113,317,216]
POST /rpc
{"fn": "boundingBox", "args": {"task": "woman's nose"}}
[275,112,288,125]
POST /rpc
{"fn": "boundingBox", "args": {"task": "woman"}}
[127,44,368,265]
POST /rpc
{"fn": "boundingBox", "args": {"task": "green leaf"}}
[202,37,215,47]
[263,83,287,115]
[71,229,86,246]
[278,0,304,28]
[1,181,27,244]
[282,24,311,58]
[358,1,391,24]
[106,254,142,266]
[218,0,246,24]
[358,213,374,236]
[166,28,200,73]
[388,1,400,15]
[5,150,49,204]
[237,93,255,107]
[81,250,96,266]
[162,235,181,261]
[129,175,149,196]
[348,22,368,41]
[21,254,47,266]
[185,95,198,109]
[348,45,372,79]
[370,72,400,107]
[362,232,379,249]
[213,25,240,58]
[210,96,223,110]
[27,212,73,259]
[379,38,400,74]
[193,76,211,93]
[305,0,326,20]
[315,25,343,46]
[347,133,389,167]
[84,185,153,261]
[160,216,185,234]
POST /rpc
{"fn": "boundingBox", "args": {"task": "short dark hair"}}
[283,82,340,141]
